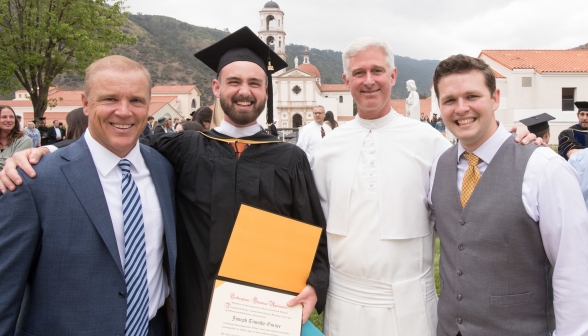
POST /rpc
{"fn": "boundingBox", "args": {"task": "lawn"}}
[308,238,442,331]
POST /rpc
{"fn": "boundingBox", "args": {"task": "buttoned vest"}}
[432,138,554,336]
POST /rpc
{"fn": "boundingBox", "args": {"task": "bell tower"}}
[259,1,287,70]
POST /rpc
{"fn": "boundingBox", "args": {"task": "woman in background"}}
[0,105,32,170]
[66,107,88,140]
[430,114,438,127]
[324,111,339,130]
[165,119,175,133]
[435,116,446,136]
[25,121,41,148]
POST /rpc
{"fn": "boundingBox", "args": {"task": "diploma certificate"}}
[205,280,302,336]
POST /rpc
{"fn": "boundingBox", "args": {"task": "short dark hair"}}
[147,116,154,121]
[180,121,204,132]
[194,106,213,125]
[433,54,496,98]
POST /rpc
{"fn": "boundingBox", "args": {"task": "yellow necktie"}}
[461,152,480,208]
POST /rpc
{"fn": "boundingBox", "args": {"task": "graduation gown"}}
[141,129,329,336]
[558,124,588,159]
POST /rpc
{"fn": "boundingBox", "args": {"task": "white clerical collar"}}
[214,120,263,138]
[457,121,511,164]
[84,128,144,177]
[355,109,398,130]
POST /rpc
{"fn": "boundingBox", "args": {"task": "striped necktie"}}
[461,152,481,208]
[321,126,325,138]
[119,159,149,336]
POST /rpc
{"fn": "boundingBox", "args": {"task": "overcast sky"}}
[119,0,586,60]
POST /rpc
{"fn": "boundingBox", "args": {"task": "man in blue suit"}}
[0,55,176,335]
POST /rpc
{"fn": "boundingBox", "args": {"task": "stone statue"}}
[294,56,299,68]
[405,80,420,120]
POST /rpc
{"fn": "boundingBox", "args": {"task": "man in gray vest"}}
[429,54,588,336]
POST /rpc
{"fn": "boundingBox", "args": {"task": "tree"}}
[0,0,136,120]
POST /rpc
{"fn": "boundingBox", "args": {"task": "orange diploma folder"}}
[218,204,323,294]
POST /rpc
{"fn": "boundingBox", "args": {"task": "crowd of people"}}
[141,106,212,138]
[0,26,588,336]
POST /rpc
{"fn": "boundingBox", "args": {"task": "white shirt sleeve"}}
[296,126,311,158]
[523,147,588,336]
[568,148,588,210]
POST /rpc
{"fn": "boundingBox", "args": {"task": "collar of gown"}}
[214,120,264,138]
[355,110,398,130]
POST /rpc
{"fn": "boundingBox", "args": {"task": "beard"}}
[220,93,266,126]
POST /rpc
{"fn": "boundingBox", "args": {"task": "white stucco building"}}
[151,85,202,117]
[431,49,588,144]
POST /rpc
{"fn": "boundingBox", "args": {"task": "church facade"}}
[256,1,354,128]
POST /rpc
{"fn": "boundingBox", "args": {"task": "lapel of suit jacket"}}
[140,145,177,271]
[60,137,124,275]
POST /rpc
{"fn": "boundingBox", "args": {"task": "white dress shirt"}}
[84,130,169,320]
[296,121,332,163]
[54,126,62,140]
[429,124,588,336]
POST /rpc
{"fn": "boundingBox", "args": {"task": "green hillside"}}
[52,14,439,104]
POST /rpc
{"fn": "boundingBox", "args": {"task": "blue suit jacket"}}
[0,137,177,336]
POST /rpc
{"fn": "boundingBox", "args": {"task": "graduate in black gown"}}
[141,27,328,335]
[559,101,588,160]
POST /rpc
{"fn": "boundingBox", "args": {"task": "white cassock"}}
[296,121,332,163]
[312,110,451,336]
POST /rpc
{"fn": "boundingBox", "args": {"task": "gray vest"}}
[432,138,554,336]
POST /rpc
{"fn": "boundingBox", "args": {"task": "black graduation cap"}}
[575,101,588,112]
[519,113,555,134]
[38,117,46,120]
[194,26,287,124]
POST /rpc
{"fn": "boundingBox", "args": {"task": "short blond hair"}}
[84,55,152,95]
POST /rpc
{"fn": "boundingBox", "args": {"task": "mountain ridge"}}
[51,14,438,103]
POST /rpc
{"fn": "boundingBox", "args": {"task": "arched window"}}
[292,114,302,128]
[266,36,275,51]
[339,96,343,103]
[191,99,197,108]
[266,15,275,30]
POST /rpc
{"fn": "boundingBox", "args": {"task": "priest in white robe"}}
[312,36,451,336]
[296,105,332,163]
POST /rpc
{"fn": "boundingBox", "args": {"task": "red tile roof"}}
[298,64,321,78]
[493,70,505,78]
[148,102,167,115]
[48,90,84,101]
[321,84,348,92]
[152,85,196,93]
[0,100,82,107]
[480,50,588,73]
[151,96,177,103]
[0,100,33,107]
